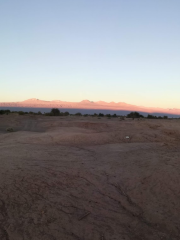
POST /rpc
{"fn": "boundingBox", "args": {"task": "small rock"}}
[6,128,14,132]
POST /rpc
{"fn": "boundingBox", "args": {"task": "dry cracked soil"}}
[0,114,180,240]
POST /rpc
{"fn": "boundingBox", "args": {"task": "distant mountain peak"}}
[80,100,94,104]
[23,98,39,102]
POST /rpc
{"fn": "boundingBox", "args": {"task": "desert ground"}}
[0,114,180,240]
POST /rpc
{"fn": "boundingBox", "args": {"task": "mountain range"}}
[0,98,180,116]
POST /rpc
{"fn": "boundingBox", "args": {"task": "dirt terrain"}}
[0,114,180,240]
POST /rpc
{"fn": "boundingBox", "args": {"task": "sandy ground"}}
[0,115,180,240]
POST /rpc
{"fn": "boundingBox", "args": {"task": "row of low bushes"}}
[47,110,169,119]
[74,113,118,117]
[44,108,69,116]
[126,111,168,119]
[0,109,170,119]
[0,110,11,115]
[44,109,119,117]
[0,110,43,115]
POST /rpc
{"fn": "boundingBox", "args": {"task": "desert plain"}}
[0,114,180,240]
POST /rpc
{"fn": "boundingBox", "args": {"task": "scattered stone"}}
[6,128,14,132]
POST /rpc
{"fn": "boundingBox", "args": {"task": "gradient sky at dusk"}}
[0,0,180,108]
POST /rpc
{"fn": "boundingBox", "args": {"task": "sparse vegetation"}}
[0,110,10,115]
[19,111,25,115]
[50,108,61,116]
[0,109,172,119]
[75,112,82,116]
[147,114,168,119]
[127,112,144,118]
[64,111,69,116]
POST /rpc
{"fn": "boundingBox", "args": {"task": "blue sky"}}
[0,0,180,108]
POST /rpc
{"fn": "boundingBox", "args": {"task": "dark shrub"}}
[127,112,144,118]
[19,111,25,115]
[64,111,69,116]
[0,110,11,115]
[75,112,82,116]
[51,108,60,116]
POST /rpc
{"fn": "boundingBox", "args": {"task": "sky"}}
[0,0,180,108]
